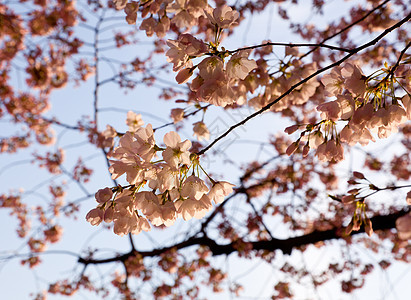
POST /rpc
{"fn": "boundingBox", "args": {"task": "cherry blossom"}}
[321,66,344,96]
[205,4,239,29]
[395,212,411,240]
[181,175,209,200]
[126,111,144,132]
[95,187,113,204]
[341,63,367,96]
[86,208,104,226]
[192,121,210,141]
[162,131,192,170]
[170,108,185,123]
[167,0,207,29]
[166,34,208,72]
[209,181,235,204]
[226,50,258,80]
[124,1,139,25]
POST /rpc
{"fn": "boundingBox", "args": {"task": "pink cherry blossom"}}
[124,1,139,25]
[110,131,135,159]
[104,206,115,223]
[166,34,208,72]
[176,67,193,84]
[300,131,324,150]
[193,121,210,141]
[317,101,341,121]
[396,212,411,240]
[167,0,207,29]
[113,0,128,10]
[341,63,367,96]
[195,75,235,107]
[284,125,299,135]
[162,131,192,169]
[154,16,170,38]
[148,165,179,193]
[205,4,239,29]
[134,191,160,216]
[401,94,411,118]
[109,156,146,185]
[226,50,257,80]
[286,141,299,156]
[86,208,104,226]
[175,195,211,221]
[198,56,225,80]
[95,187,113,204]
[170,108,185,123]
[316,139,344,162]
[148,200,177,227]
[101,125,117,148]
[131,216,151,235]
[139,17,156,37]
[181,175,209,200]
[209,181,235,204]
[321,66,345,96]
[134,124,156,161]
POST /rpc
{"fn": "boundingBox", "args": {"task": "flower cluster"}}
[345,201,373,237]
[115,0,208,37]
[86,123,234,236]
[165,5,258,107]
[330,171,411,237]
[247,46,320,112]
[285,62,410,162]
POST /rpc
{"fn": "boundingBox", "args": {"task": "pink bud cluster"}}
[87,123,234,236]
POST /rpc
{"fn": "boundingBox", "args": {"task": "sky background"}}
[0,0,410,299]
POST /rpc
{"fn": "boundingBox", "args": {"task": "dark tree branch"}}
[78,208,408,265]
[228,42,355,54]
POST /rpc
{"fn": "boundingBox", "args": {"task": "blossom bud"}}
[176,68,193,84]
[284,125,299,135]
[353,215,361,231]
[342,194,356,204]
[302,143,310,157]
[347,188,360,195]
[345,219,354,235]
[286,141,299,156]
[353,171,365,180]
[86,208,104,226]
[95,187,113,204]
[364,217,373,237]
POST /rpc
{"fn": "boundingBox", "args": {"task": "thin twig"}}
[300,0,392,59]
[228,42,354,54]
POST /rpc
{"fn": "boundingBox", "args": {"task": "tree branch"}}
[78,208,408,265]
[228,42,355,54]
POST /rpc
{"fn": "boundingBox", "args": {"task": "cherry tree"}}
[0,0,410,299]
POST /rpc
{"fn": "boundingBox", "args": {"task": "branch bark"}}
[78,208,409,265]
